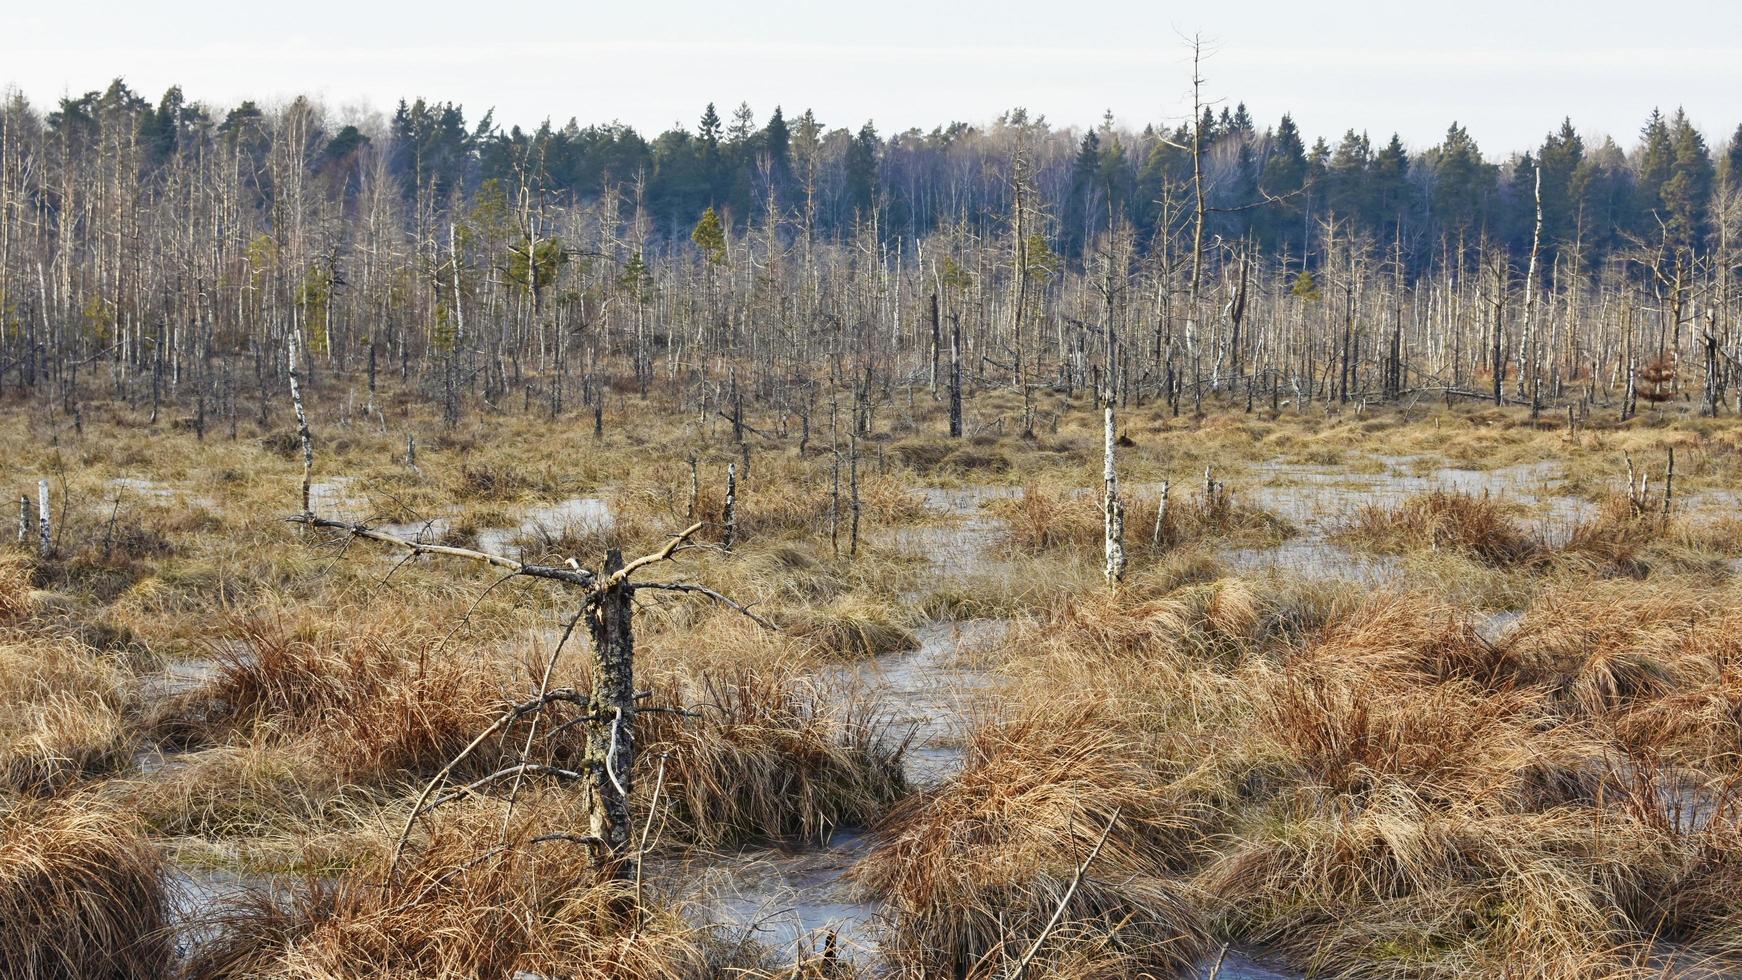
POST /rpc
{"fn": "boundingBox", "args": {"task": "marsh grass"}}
[1339,488,1542,565]
[994,482,1292,560]
[0,633,138,795]
[853,707,1210,978]
[640,667,908,848]
[0,800,172,980]
[180,802,790,979]
[5,397,1742,977]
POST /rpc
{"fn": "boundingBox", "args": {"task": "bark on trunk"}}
[1103,405,1126,585]
[584,548,637,876]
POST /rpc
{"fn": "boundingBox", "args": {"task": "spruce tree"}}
[1725,123,1742,190]
[1660,109,1714,249]
[1633,109,1674,233]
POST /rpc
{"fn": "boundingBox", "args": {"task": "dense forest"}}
[1,73,1740,429]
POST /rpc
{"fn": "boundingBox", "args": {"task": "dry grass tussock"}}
[0,633,138,795]
[1559,492,1736,578]
[180,801,796,980]
[637,665,908,848]
[154,609,512,787]
[1340,489,1541,565]
[995,482,1291,559]
[0,553,37,623]
[1344,488,1739,578]
[854,706,1210,978]
[963,579,1742,975]
[0,800,173,980]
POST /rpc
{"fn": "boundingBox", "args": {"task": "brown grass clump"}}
[853,707,1209,978]
[1558,492,1734,578]
[1046,577,1265,665]
[160,611,509,785]
[779,598,918,660]
[1199,790,1663,978]
[995,483,1289,559]
[1294,591,1503,684]
[183,802,770,979]
[1255,670,1562,810]
[0,800,173,980]
[1341,489,1540,565]
[1495,580,1742,770]
[0,553,36,622]
[641,667,907,847]
[0,635,138,794]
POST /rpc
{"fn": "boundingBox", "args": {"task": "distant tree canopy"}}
[10,78,1742,273]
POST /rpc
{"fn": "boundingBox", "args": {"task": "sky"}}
[6,0,1741,156]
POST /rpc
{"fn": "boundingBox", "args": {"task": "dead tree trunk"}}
[687,455,700,520]
[722,461,737,552]
[1151,479,1170,550]
[288,333,313,515]
[1103,405,1126,585]
[949,322,963,438]
[37,479,51,558]
[584,548,637,875]
[1663,446,1675,520]
[848,433,861,557]
[1523,167,1545,418]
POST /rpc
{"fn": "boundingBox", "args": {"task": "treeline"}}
[22,79,1741,263]
[1,76,1740,435]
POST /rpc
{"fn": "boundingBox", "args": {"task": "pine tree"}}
[1229,102,1254,138]
[764,106,791,179]
[691,206,727,263]
[727,102,756,145]
[698,103,722,150]
[1371,134,1412,232]
[1327,130,1372,221]
[1258,114,1310,252]
[1263,115,1308,194]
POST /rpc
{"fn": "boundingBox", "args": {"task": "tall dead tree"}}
[1523,167,1545,418]
[288,332,313,515]
[36,478,50,558]
[1103,403,1126,585]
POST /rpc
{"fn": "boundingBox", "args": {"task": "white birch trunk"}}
[1103,405,1126,585]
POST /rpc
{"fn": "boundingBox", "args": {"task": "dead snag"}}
[37,479,50,558]
[288,333,314,516]
[585,548,637,865]
[1151,479,1170,551]
[722,461,737,552]
[292,515,765,884]
[1103,404,1126,585]
[948,321,964,438]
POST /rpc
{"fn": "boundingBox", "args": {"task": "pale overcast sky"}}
[6,0,1741,154]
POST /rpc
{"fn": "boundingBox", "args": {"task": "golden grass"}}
[1340,489,1541,565]
[0,634,138,795]
[994,481,1291,560]
[0,800,172,979]
[182,801,783,979]
[5,392,1742,976]
[853,706,1209,978]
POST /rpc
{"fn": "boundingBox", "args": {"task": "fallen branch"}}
[1010,807,1121,980]
[288,514,597,587]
